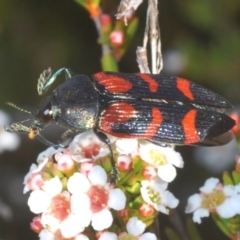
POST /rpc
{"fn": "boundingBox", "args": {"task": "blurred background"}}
[0,0,239,239]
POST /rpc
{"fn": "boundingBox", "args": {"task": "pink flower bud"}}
[230,111,240,135]
[30,216,43,233]
[100,14,111,26]
[139,203,154,217]
[80,162,94,176]
[55,152,76,174]
[118,207,129,218]
[142,165,157,180]
[110,30,125,47]
[117,154,132,171]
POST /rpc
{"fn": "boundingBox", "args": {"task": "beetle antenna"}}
[5,102,33,115]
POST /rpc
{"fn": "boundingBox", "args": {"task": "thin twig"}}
[136,0,163,74]
[92,14,111,56]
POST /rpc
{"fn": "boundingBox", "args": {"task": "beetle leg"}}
[94,129,118,184]
[36,133,60,149]
[38,67,75,95]
[57,129,77,148]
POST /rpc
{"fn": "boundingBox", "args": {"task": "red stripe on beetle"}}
[181,109,199,144]
[94,72,133,93]
[140,107,163,139]
[100,102,138,135]
[177,78,194,100]
[137,73,159,93]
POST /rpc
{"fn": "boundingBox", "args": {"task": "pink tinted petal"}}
[127,217,145,236]
[200,178,219,193]
[67,173,90,194]
[88,166,107,186]
[139,232,157,240]
[99,232,118,240]
[30,174,44,190]
[157,164,176,182]
[193,208,209,224]
[108,188,126,210]
[92,209,113,231]
[80,162,94,176]
[185,194,202,213]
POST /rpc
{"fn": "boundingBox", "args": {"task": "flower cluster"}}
[24,130,183,240]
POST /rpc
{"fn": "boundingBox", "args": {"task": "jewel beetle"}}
[5,68,236,182]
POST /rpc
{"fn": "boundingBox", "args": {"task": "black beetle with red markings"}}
[5,68,236,182]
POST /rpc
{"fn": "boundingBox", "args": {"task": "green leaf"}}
[222,171,234,185]
[232,170,240,185]
[212,213,231,238]
[165,227,181,240]
[186,218,203,240]
[120,17,139,58]
[101,52,119,72]
[74,0,87,9]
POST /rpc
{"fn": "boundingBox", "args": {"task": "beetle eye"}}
[37,97,53,124]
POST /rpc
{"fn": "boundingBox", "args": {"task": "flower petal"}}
[108,188,126,210]
[91,209,113,231]
[42,177,62,197]
[192,208,209,224]
[68,173,91,194]
[139,232,157,240]
[199,178,219,193]
[157,164,176,182]
[39,229,55,240]
[126,217,145,236]
[115,139,138,154]
[28,190,50,214]
[99,232,118,240]
[88,166,107,186]
[60,214,85,238]
[185,194,202,213]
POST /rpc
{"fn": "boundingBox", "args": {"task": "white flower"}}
[28,176,62,214]
[115,138,138,155]
[0,110,20,153]
[39,229,55,240]
[140,178,179,214]
[99,217,157,240]
[69,130,110,162]
[185,178,240,223]
[67,165,126,231]
[139,141,184,182]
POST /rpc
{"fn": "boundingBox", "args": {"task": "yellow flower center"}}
[146,186,161,204]
[119,234,136,240]
[149,149,167,165]
[201,189,226,209]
